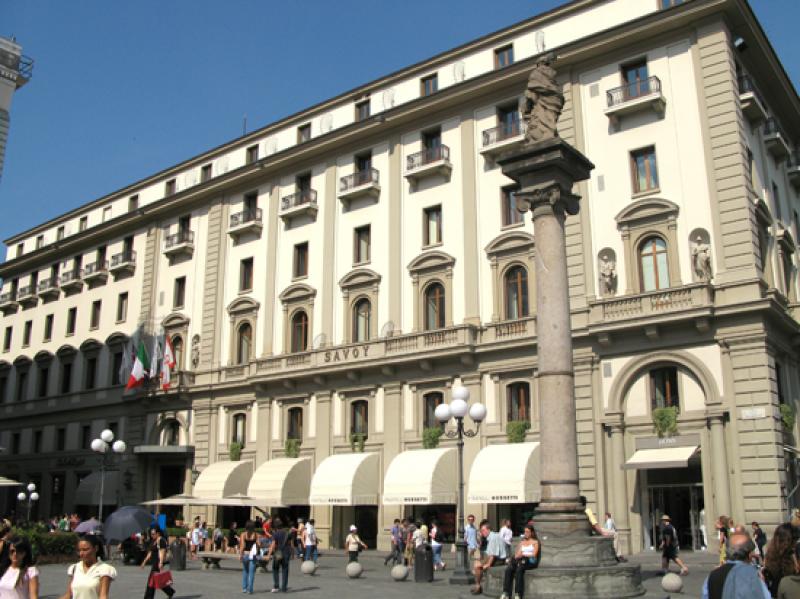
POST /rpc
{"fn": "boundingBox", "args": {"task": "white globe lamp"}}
[450,398,469,419]
[30,492,39,501]
[26,483,36,493]
[90,438,107,453]
[112,440,127,454]
[100,429,114,443]
[469,403,487,423]
[451,386,470,402]
[434,403,452,423]
[16,492,25,501]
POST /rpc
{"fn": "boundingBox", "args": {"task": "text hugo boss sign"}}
[323,345,371,363]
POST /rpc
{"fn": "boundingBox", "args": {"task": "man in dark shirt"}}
[751,522,767,563]
[267,518,292,593]
[660,515,688,576]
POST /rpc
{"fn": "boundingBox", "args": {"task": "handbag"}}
[148,570,173,589]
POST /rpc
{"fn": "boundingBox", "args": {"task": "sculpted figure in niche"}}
[599,254,617,296]
[519,54,564,143]
[191,334,200,369]
[692,236,713,281]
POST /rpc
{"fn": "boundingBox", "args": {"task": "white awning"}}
[468,442,540,504]
[192,460,253,498]
[248,457,311,506]
[309,452,380,505]
[0,476,21,487]
[75,471,120,505]
[383,448,456,505]
[141,494,214,506]
[623,446,699,470]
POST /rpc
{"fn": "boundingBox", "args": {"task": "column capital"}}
[517,184,581,219]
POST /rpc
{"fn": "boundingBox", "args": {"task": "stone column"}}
[312,391,333,548]
[608,422,631,556]
[709,415,731,517]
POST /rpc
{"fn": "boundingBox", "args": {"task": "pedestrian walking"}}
[701,531,769,598]
[716,515,729,566]
[471,521,508,595]
[384,519,404,566]
[189,521,202,560]
[294,519,305,560]
[499,520,513,556]
[212,525,224,552]
[227,522,239,554]
[430,521,445,571]
[776,542,800,598]
[659,515,688,576]
[140,527,175,599]
[500,524,540,599]
[465,515,479,561]
[0,537,39,599]
[303,519,318,563]
[764,523,797,597]
[266,519,292,593]
[345,525,367,563]
[239,521,259,595]
[60,534,116,599]
[752,522,767,564]
[404,522,417,567]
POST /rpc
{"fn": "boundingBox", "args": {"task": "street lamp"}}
[17,483,39,522]
[436,385,486,585]
[91,429,126,521]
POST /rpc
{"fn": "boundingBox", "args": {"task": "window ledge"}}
[631,188,661,200]
[238,288,253,296]
[115,319,126,325]
[65,332,75,338]
[422,242,443,250]
[89,326,99,331]
[353,260,371,268]
[173,305,185,311]
[501,222,525,231]
[292,275,308,282]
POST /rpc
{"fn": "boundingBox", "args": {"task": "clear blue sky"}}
[1,0,797,244]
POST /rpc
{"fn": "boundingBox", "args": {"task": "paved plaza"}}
[33,549,721,598]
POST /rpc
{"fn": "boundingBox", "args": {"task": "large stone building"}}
[1,0,799,555]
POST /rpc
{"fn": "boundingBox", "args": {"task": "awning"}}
[623,446,699,470]
[309,452,380,505]
[75,471,120,505]
[133,445,195,455]
[192,460,253,498]
[467,442,540,504]
[383,448,456,505]
[248,458,312,506]
[0,476,21,487]
[141,494,211,506]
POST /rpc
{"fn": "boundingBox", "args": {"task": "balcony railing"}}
[0,291,16,304]
[606,76,661,107]
[111,250,136,267]
[589,283,713,324]
[482,121,523,147]
[788,150,800,189]
[340,168,379,192]
[229,208,263,228]
[737,75,768,124]
[60,269,83,290]
[764,118,790,159]
[281,190,317,211]
[37,277,60,299]
[84,261,108,276]
[407,145,450,171]
[603,76,665,128]
[17,285,36,305]
[165,230,195,248]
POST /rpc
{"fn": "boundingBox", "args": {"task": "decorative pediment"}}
[80,338,102,353]
[34,350,54,364]
[407,250,456,275]
[753,197,773,226]
[13,355,31,367]
[777,227,796,252]
[615,198,679,229]
[484,231,535,259]
[279,282,317,304]
[339,268,382,291]
[56,344,77,358]
[105,332,129,348]
[227,296,260,316]
[162,312,190,330]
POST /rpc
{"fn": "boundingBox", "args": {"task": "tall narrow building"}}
[0,36,33,183]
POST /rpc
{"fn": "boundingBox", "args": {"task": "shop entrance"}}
[644,464,703,551]
[158,465,185,524]
[331,506,378,548]
[410,504,456,542]
[488,503,537,534]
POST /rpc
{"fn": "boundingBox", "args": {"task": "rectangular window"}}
[90,300,101,329]
[22,321,32,347]
[201,163,212,182]
[240,258,254,292]
[630,146,659,193]
[424,205,443,246]
[81,425,91,449]
[79,216,88,231]
[35,235,44,249]
[38,366,48,398]
[57,427,66,451]
[244,192,258,216]
[354,225,371,264]
[355,152,372,174]
[3,326,11,352]
[44,314,54,342]
[34,430,42,453]
[102,206,112,222]
[128,195,139,212]
[246,144,259,164]
[293,243,309,278]
[116,292,128,322]
[15,243,23,257]
[16,371,27,402]
[97,245,106,264]
[178,214,191,233]
[11,433,20,454]
[772,182,782,221]
[173,277,186,309]
[0,376,6,402]
[165,179,177,196]
[112,351,123,386]
[84,357,97,390]
[497,104,521,137]
[57,226,65,240]
[501,187,523,226]
[622,59,650,100]
[297,123,311,144]
[355,99,370,122]
[421,74,438,96]
[296,173,311,193]
[66,307,77,336]
[422,129,441,151]
[650,367,679,410]
[494,45,514,69]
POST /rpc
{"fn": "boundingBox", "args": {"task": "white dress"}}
[0,566,38,599]
[67,559,117,599]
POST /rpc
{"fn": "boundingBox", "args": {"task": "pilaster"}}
[460,112,481,325]
[261,184,280,356]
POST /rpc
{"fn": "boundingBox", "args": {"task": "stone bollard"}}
[390,564,409,581]
[301,560,317,576]
[661,572,683,593]
[346,561,363,578]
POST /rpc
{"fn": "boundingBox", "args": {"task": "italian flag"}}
[161,336,176,390]
[125,341,150,390]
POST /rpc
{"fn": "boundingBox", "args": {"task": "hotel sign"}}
[323,345,371,363]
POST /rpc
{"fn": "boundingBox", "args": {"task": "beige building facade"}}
[1,0,799,555]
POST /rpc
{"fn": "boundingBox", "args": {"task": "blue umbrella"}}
[75,518,102,534]
[104,506,154,543]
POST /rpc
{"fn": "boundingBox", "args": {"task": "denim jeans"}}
[432,544,444,567]
[304,544,318,563]
[272,557,289,591]
[241,557,256,593]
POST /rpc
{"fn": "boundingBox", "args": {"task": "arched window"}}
[639,236,670,291]
[353,299,371,342]
[232,413,246,446]
[171,336,183,371]
[351,400,369,439]
[423,392,444,429]
[506,382,530,422]
[164,421,180,446]
[291,311,309,353]
[236,323,252,364]
[425,283,445,330]
[650,367,679,412]
[504,266,529,319]
[287,407,303,440]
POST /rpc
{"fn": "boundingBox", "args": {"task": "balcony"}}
[109,251,136,277]
[764,118,790,160]
[16,285,37,308]
[404,145,452,186]
[738,75,768,124]
[164,230,195,259]
[480,121,525,160]
[82,261,109,285]
[338,169,380,207]
[788,151,800,191]
[279,190,318,223]
[37,277,60,301]
[481,317,537,344]
[588,283,713,329]
[0,292,18,314]
[603,76,666,129]
[59,269,84,293]
[228,208,263,240]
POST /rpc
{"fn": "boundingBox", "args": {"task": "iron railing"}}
[482,120,523,146]
[60,269,83,284]
[406,145,450,171]
[17,284,34,298]
[229,208,263,228]
[281,190,317,211]
[37,277,59,293]
[84,261,108,276]
[0,292,16,304]
[788,150,800,169]
[165,230,195,248]
[110,250,136,267]
[340,168,379,192]
[606,76,661,107]
[764,117,785,137]
[737,74,766,105]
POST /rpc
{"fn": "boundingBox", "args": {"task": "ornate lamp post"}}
[435,385,486,585]
[90,429,126,521]
[17,483,39,522]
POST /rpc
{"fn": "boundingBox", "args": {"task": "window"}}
[178,215,191,233]
[66,307,77,336]
[355,152,372,174]
[494,45,514,69]
[240,258,254,292]
[29,271,38,290]
[172,336,183,371]
[296,173,311,193]
[165,421,180,446]
[90,300,101,329]
[293,243,308,278]
[354,225,371,264]
[22,321,32,347]
[84,357,97,390]
[128,195,139,212]
[246,144,259,164]
[34,430,42,453]
[351,400,368,439]
[173,277,186,309]
[35,235,43,249]
[622,59,650,100]
[236,322,252,364]
[81,425,91,449]
[44,314,53,342]
[102,206,112,222]
[505,266,529,319]
[165,179,176,196]
[233,413,246,446]
[297,123,311,144]
[773,182,782,221]
[501,187,523,226]
[355,99,370,122]
[290,310,309,353]
[497,104,521,137]
[56,226,65,241]
[3,327,11,352]
[630,146,659,193]
[424,205,442,246]
[61,362,72,394]
[782,247,793,295]
[11,433,20,454]
[111,351,123,385]
[650,367,679,411]
[776,363,787,405]
[244,192,258,218]
[0,375,6,402]
[421,74,438,96]
[57,427,66,451]
[423,392,444,429]
[108,422,118,437]
[16,370,27,402]
[422,129,441,152]
[425,283,446,330]
[639,236,670,291]
[287,407,303,440]
[79,216,88,232]
[507,382,531,422]
[353,299,371,342]
[116,293,128,322]
[200,163,212,182]
[37,366,48,398]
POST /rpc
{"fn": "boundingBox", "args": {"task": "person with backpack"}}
[266,518,292,593]
[660,515,688,576]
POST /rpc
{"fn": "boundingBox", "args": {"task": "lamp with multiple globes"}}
[91,428,126,521]
[17,483,39,521]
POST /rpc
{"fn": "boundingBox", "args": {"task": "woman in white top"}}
[59,535,116,599]
[344,525,367,563]
[0,537,38,599]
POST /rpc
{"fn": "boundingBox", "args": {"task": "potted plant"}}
[652,406,678,438]
[229,441,243,461]
[349,433,366,453]
[422,427,443,449]
[285,438,302,458]
[506,420,531,443]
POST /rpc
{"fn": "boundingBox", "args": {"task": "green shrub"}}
[166,527,188,538]
[422,427,443,449]
[350,433,366,453]
[285,438,302,458]
[781,403,796,431]
[12,530,78,562]
[652,406,679,437]
[229,441,243,461]
[506,420,531,443]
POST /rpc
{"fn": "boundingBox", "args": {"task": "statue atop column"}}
[519,54,564,143]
